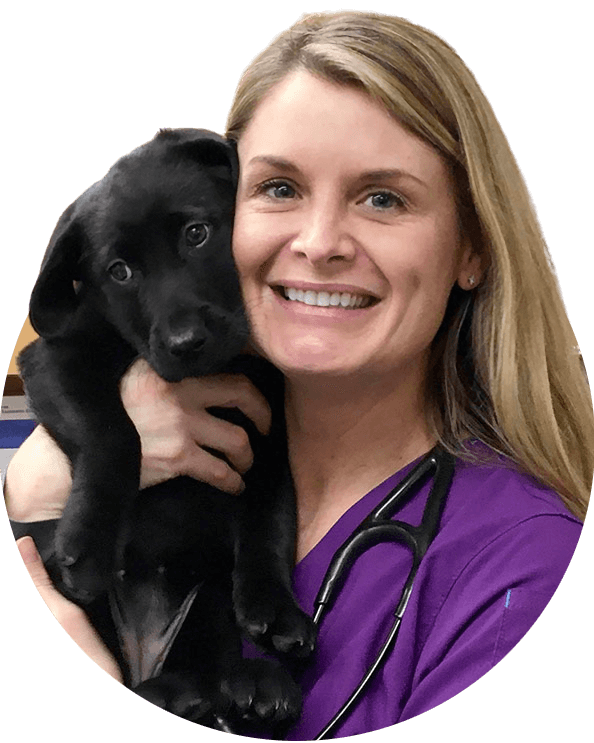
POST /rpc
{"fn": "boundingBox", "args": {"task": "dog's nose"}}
[166,329,207,357]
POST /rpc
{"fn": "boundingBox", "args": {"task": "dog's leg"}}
[56,416,140,602]
[20,341,140,603]
[215,356,316,661]
[232,452,317,661]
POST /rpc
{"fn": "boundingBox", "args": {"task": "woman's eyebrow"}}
[356,168,428,190]
[245,155,301,174]
[245,157,428,190]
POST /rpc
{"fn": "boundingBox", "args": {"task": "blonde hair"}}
[226,11,593,520]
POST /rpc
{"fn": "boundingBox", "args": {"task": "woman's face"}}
[233,70,480,383]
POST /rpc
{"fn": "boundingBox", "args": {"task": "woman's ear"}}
[456,245,485,291]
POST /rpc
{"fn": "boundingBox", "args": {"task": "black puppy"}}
[18,128,315,734]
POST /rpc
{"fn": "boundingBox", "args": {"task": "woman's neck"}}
[285,366,435,560]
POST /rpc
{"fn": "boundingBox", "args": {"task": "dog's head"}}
[30,128,249,381]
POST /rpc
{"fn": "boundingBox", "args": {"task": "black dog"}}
[18,128,315,734]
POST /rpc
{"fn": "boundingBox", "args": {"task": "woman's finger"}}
[121,360,272,437]
[176,373,272,436]
[138,441,246,494]
[180,448,246,495]
[186,413,255,474]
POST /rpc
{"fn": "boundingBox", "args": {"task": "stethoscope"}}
[211,445,455,738]
[311,445,456,739]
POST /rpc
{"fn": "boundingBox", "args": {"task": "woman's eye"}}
[260,180,297,200]
[363,191,406,211]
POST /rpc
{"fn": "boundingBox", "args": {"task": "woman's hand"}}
[16,536,123,682]
[120,359,272,494]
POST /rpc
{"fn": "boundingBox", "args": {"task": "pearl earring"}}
[468,275,476,287]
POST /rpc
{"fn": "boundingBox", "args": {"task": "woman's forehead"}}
[237,70,450,186]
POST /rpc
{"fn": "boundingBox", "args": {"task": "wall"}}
[7,318,36,375]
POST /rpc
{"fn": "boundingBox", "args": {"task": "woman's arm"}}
[4,359,272,523]
[4,425,72,522]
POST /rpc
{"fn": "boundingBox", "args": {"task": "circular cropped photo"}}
[2,3,592,742]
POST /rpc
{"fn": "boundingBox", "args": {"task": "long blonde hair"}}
[226,11,593,520]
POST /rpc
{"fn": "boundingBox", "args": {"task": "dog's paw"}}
[234,583,317,659]
[134,661,301,738]
[133,672,218,724]
[218,658,302,735]
[54,533,115,603]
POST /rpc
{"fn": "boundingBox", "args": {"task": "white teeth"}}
[282,287,372,309]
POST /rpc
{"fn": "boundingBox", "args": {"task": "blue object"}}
[0,419,36,449]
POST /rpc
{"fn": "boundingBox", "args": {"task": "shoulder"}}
[398,451,584,724]
[445,442,581,533]
[424,444,583,619]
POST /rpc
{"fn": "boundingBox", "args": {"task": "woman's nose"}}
[290,198,356,265]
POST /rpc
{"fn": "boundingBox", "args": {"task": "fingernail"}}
[17,536,39,565]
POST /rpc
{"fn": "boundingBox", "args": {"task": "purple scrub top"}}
[9,443,583,739]
[269,446,582,739]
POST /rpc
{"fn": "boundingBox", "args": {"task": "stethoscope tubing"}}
[313,446,456,739]
[315,613,405,739]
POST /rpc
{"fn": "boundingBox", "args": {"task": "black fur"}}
[18,129,315,736]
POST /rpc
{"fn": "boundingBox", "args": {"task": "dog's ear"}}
[29,201,86,340]
[157,128,239,187]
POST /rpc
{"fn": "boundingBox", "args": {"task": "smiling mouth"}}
[274,286,378,309]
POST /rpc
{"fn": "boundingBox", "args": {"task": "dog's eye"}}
[185,223,210,249]
[107,260,133,282]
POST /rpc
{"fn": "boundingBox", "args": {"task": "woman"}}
[5,10,593,739]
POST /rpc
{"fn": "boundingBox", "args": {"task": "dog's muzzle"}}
[165,327,207,358]
[150,320,210,380]
[148,307,248,382]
